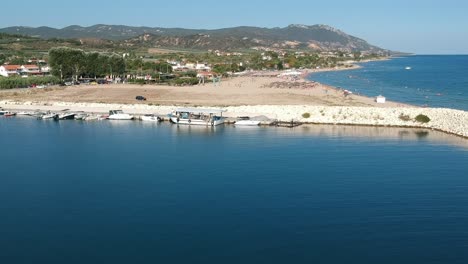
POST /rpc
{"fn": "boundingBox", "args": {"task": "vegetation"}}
[302,113,311,119]
[0,76,60,89]
[415,114,431,123]
[49,47,126,81]
[399,114,411,121]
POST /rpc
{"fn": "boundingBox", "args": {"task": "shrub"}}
[415,114,430,123]
[302,112,311,119]
[399,114,411,121]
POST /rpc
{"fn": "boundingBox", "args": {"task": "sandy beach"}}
[0,74,406,108]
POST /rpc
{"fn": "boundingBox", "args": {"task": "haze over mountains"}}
[0,24,390,53]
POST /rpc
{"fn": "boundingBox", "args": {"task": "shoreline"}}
[1,101,467,139]
[1,57,466,139]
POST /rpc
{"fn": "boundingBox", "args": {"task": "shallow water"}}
[309,55,468,110]
[1,118,467,263]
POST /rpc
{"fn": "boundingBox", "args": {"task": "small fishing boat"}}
[235,120,261,126]
[108,110,134,120]
[57,112,76,120]
[0,110,7,116]
[3,111,16,117]
[405,67,412,70]
[74,113,88,120]
[170,108,226,126]
[141,114,160,122]
[41,112,59,120]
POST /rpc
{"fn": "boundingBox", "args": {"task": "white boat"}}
[170,108,226,126]
[235,120,261,126]
[141,114,160,122]
[405,67,412,70]
[57,112,76,120]
[41,112,58,119]
[108,110,134,120]
[74,113,88,120]
[0,110,7,116]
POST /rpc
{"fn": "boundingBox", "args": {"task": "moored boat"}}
[57,112,76,120]
[170,108,226,126]
[141,114,160,122]
[41,112,59,120]
[108,110,134,120]
[3,111,16,117]
[235,120,261,126]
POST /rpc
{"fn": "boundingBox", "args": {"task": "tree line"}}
[49,47,126,81]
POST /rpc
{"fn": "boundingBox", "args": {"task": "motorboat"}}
[3,111,16,117]
[57,112,76,120]
[141,114,161,122]
[41,112,59,120]
[169,108,226,126]
[108,110,134,120]
[235,120,261,126]
[74,113,88,120]
[405,67,412,70]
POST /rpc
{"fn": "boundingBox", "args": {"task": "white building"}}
[0,65,21,77]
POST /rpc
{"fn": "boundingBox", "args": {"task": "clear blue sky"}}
[2,0,467,54]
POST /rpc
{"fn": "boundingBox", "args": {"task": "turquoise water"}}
[1,118,468,263]
[308,55,468,110]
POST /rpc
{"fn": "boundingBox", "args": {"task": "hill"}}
[0,24,389,53]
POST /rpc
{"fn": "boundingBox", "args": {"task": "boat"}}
[141,114,161,122]
[108,110,134,120]
[41,112,59,120]
[3,111,16,117]
[57,112,76,120]
[74,113,88,120]
[405,67,412,70]
[0,110,7,116]
[235,120,261,126]
[170,108,226,126]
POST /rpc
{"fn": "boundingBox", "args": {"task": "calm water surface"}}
[1,118,467,263]
[309,55,468,110]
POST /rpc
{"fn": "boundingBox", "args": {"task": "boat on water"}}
[235,120,261,126]
[41,112,59,120]
[74,113,88,120]
[0,110,7,116]
[405,67,412,70]
[3,111,16,117]
[170,108,226,126]
[57,112,76,120]
[141,114,161,122]
[108,110,134,120]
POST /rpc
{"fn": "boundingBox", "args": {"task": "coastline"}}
[1,58,466,139]
[1,100,467,139]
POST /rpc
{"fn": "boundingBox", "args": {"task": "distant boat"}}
[141,114,160,122]
[405,67,412,70]
[57,112,76,120]
[41,112,58,120]
[3,111,16,117]
[108,110,134,120]
[170,108,225,126]
[235,120,260,126]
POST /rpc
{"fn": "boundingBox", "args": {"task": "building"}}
[21,65,41,75]
[0,65,21,77]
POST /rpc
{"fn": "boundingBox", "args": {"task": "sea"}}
[308,55,468,110]
[0,118,467,264]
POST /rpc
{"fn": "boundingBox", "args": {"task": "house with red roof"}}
[0,65,21,77]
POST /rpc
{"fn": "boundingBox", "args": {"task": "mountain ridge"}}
[0,24,390,53]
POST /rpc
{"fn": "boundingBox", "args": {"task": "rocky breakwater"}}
[226,106,468,138]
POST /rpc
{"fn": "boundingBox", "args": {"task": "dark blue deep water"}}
[309,55,468,110]
[1,118,468,264]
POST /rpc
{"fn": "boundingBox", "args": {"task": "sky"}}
[1,0,467,54]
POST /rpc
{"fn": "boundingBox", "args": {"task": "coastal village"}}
[0,33,467,139]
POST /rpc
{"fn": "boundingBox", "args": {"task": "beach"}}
[1,73,467,138]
